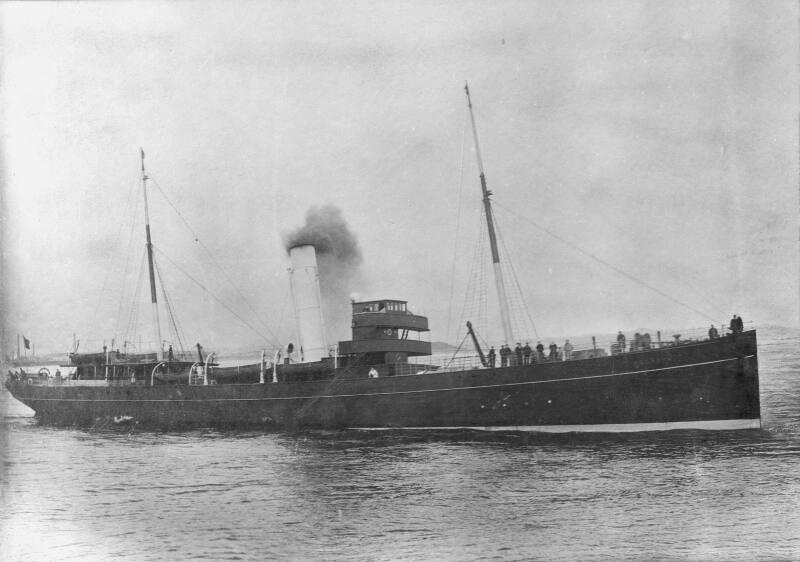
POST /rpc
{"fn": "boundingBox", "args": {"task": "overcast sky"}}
[1,1,798,357]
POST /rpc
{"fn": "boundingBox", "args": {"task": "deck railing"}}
[6,323,752,386]
[401,323,753,374]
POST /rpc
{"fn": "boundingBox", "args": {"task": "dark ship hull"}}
[5,331,760,432]
[7,102,762,433]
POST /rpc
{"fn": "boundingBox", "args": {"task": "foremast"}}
[140,148,163,360]
[464,82,514,346]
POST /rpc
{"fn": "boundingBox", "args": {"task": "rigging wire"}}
[153,246,280,347]
[274,282,293,346]
[122,249,147,352]
[92,172,139,323]
[493,199,719,322]
[492,213,539,341]
[456,209,488,343]
[445,109,470,341]
[115,191,144,339]
[154,257,188,357]
[477,213,489,341]
[527,189,729,317]
[148,176,277,339]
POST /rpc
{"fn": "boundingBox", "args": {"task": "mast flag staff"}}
[464,82,514,346]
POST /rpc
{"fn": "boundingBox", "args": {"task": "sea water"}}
[1,327,799,561]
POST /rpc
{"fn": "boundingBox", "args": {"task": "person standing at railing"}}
[729,314,744,335]
[500,345,509,367]
[536,341,545,362]
[708,325,719,339]
[617,331,626,352]
[522,343,532,365]
[563,340,573,360]
[514,343,523,366]
[548,342,558,361]
[488,346,496,368]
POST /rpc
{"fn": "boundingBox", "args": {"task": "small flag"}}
[23,336,30,350]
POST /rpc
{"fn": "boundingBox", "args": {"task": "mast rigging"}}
[464,82,514,346]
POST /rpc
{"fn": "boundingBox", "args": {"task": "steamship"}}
[4,86,761,432]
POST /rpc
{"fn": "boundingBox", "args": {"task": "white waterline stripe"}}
[22,355,753,403]
[351,418,763,433]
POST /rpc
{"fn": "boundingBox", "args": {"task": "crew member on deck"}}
[514,343,523,366]
[536,341,545,362]
[368,367,379,378]
[522,343,532,365]
[488,346,496,368]
[500,345,509,367]
[708,324,719,339]
[549,342,558,360]
[563,340,574,360]
[617,331,626,352]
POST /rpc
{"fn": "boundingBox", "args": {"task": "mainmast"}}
[464,82,514,346]
[141,148,163,359]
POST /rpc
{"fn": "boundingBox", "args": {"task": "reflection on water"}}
[2,326,799,560]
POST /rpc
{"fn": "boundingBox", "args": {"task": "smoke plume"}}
[284,205,364,342]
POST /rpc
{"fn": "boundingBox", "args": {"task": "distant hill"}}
[431,341,459,354]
